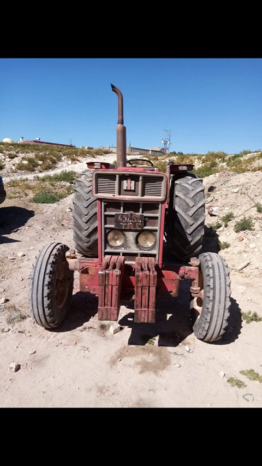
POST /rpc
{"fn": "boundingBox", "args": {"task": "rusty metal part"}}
[111,84,126,168]
[65,249,76,259]
[188,257,200,267]
[190,279,200,295]
[134,257,157,323]
[111,84,124,124]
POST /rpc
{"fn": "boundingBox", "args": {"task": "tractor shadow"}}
[202,225,220,253]
[119,281,194,347]
[119,286,242,347]
[54,291,99,332]
[0,206,35,243]
[212,296,242,345]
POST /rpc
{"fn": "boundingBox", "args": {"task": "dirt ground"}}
[0,167,262,407]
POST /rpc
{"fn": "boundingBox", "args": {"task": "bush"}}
[37,170,77,183]
[15,157,39,172]
[210,221,222,232]
[255,203,262,213]
[219,241,231,250]
[234,217,254,232]
[153,160,167,172]
[31,191,68,203]
[221,212,234,227]
[193,164,220,178]
[241,311,262,324]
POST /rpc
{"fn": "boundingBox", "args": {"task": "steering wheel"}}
[126,158,154,167]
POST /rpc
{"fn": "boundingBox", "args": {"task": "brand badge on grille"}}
[123,178,135,191]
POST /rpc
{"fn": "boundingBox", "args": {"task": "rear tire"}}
[73,171,98,257]
[30,242,74,329]
[191,252,231,342]
[168,175,205,262]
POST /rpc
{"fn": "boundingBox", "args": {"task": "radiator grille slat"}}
[97,175,116,194]
[143,177,162,196]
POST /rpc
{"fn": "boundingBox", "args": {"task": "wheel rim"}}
[55,260,72,309]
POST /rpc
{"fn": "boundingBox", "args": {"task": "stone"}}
[175,364,181,368]
[29,350,36,355]
[17,252,25,257]
[238,236,244,242]
[249,243,256,248]
[0,296,7,304]
[237,261,250,271]
[4,327,10,332]
[232,188,239,193]
[237,285,246,294]
[219,371,225,378]
[9,362,20,373]
[109,323,123,335]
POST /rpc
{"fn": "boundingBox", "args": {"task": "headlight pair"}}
[107,230,156,250]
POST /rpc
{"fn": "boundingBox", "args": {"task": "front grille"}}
[94,171,166,201]
[102,200,161,263]
[143,176,162,197]
[97,175,116,194]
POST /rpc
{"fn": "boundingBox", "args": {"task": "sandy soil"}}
[0,168,262,407]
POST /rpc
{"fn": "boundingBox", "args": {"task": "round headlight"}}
[107,230,125,248]
[137,231,156,249]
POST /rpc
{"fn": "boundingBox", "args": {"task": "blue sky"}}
[1,58,262,154]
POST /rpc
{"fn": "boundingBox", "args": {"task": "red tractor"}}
[30,85,231,342]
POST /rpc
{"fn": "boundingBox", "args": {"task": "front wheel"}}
[30,243,74,329]
[191,252,231,342]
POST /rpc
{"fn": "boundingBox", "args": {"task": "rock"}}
[208,206,220,216]
[232,188,239,193]
[237,260,250,271]
[9,362,20,373]
[66,208,72,212]
[29,350,36,355]
[238,236,244,242]
[205,197,213,204]
[175,364,181,368]
[217,226,224,232]
[219,371,225,378]
[237,285,246,294]
[185,346,190,352]
[4,327,10,332]
[8,257,16,260]
[0,296,7,304]
[109,323,123,335]
[17,252,25,257]
[249,243,256,248]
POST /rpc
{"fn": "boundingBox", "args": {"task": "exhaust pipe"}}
[111,84,126,168]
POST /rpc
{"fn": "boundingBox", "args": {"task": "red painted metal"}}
[67,256,199,298]
[98,255,125,320]
[158,204,167,267]
[86,162,113,169]
[97,200,102,264]
[134,257,157,323]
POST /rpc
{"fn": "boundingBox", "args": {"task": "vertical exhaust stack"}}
[111,84,126,168]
